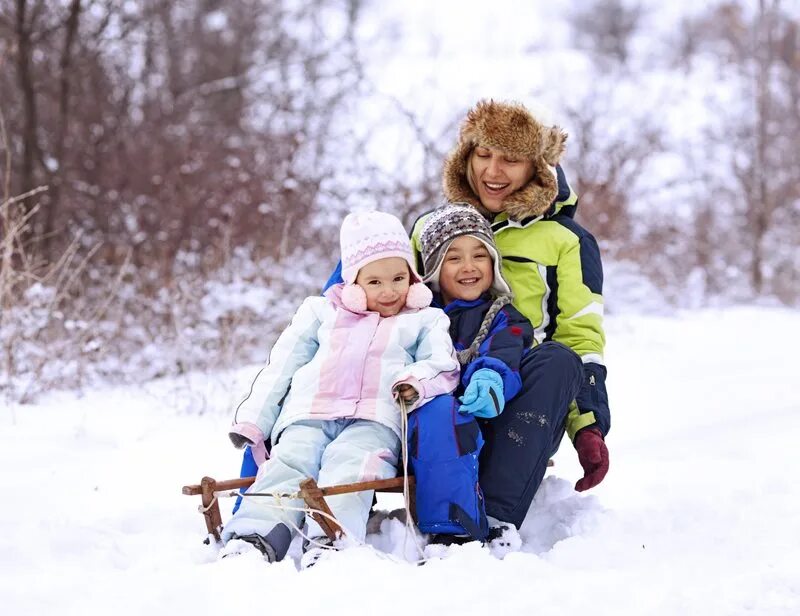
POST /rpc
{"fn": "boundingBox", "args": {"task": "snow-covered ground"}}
[2,306,799,615]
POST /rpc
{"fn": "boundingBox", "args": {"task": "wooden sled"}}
[183,458,553,543]
[182,475,416,542]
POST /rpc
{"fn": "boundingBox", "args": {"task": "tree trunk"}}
[14,0,41,225]
[43,0,82,260]
[751,0,775,295]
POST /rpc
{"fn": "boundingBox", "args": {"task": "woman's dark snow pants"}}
[477,341,584,528]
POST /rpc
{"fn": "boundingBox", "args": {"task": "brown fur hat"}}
[442,99,568,221]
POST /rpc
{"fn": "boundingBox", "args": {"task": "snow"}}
[2,306,799,615]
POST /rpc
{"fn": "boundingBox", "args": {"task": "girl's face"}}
[469,145,535,214]
[355,257,411,317]
[438,236,494,304]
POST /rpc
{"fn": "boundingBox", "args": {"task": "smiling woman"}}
[411,99,611,545]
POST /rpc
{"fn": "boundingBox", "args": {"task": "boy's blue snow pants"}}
[407,394,488,540]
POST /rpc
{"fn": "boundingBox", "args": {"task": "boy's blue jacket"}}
[438,294,533,401]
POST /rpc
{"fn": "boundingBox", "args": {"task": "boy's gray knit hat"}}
[419,203,512,297]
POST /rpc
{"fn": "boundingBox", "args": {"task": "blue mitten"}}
[459,368,505,418]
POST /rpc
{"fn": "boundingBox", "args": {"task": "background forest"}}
[1,0,798,403]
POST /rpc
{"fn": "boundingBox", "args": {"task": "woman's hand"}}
[574,428,609,491]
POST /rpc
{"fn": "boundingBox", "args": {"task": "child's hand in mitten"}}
[393,383,419,405]
[228,423,264,450]
[229,432,254,449]
[459,368,504,418]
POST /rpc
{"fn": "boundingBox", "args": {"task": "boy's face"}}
[439,235,494,304]
[355,257,411,317]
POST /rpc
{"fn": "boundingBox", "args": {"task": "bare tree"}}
[679,0,800,299]
[568,0,646,71]
[9,0,43,233]
[0,0,382,401]
[562,94,664,257]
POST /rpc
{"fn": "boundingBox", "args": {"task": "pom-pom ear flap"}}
[405,282,432,309]
[342,281,431,312]
[341,283,367,312]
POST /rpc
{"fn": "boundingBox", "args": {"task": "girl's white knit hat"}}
[340,211,423,284]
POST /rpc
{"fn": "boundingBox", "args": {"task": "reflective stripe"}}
[581,353,604,365]
[533,263,551,345]
[565,301,604,320]
[492,215,543,233]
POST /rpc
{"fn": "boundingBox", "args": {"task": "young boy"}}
[412,203,534,547]
[222,211,459,566]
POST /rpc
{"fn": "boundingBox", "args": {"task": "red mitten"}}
[574,428,609,492]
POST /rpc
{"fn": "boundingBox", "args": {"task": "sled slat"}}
[183,476,256,495]
[181,475,414,498]
[318,475,413,496]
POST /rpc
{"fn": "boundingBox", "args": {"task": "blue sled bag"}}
[407,395,488,541]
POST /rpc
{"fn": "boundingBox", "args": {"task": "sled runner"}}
[182,474,416,542]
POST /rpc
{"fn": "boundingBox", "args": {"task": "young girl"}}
[411,203,535,550]
[222,211,459,566]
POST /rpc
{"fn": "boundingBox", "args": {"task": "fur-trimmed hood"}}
[442,99,568,221]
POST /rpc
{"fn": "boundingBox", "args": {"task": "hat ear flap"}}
[405,282,432,309]
[341,283,367,312]
[541,126,568,166]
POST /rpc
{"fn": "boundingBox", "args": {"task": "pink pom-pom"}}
[405,283,432,309]
[341,283,367,312]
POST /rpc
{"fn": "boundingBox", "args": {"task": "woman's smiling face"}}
[469,145,535,213]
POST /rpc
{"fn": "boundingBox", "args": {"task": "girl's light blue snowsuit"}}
[223,284,459,549]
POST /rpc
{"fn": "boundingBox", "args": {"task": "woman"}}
[410,99,610,547]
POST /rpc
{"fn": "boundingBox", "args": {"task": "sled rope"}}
[399,396,426,560]
[197,494,218,514]
[201,488,304,513]
[229,489,354,551]
[234,491,430,564]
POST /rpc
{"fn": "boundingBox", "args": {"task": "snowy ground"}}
[2,306,799,616]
